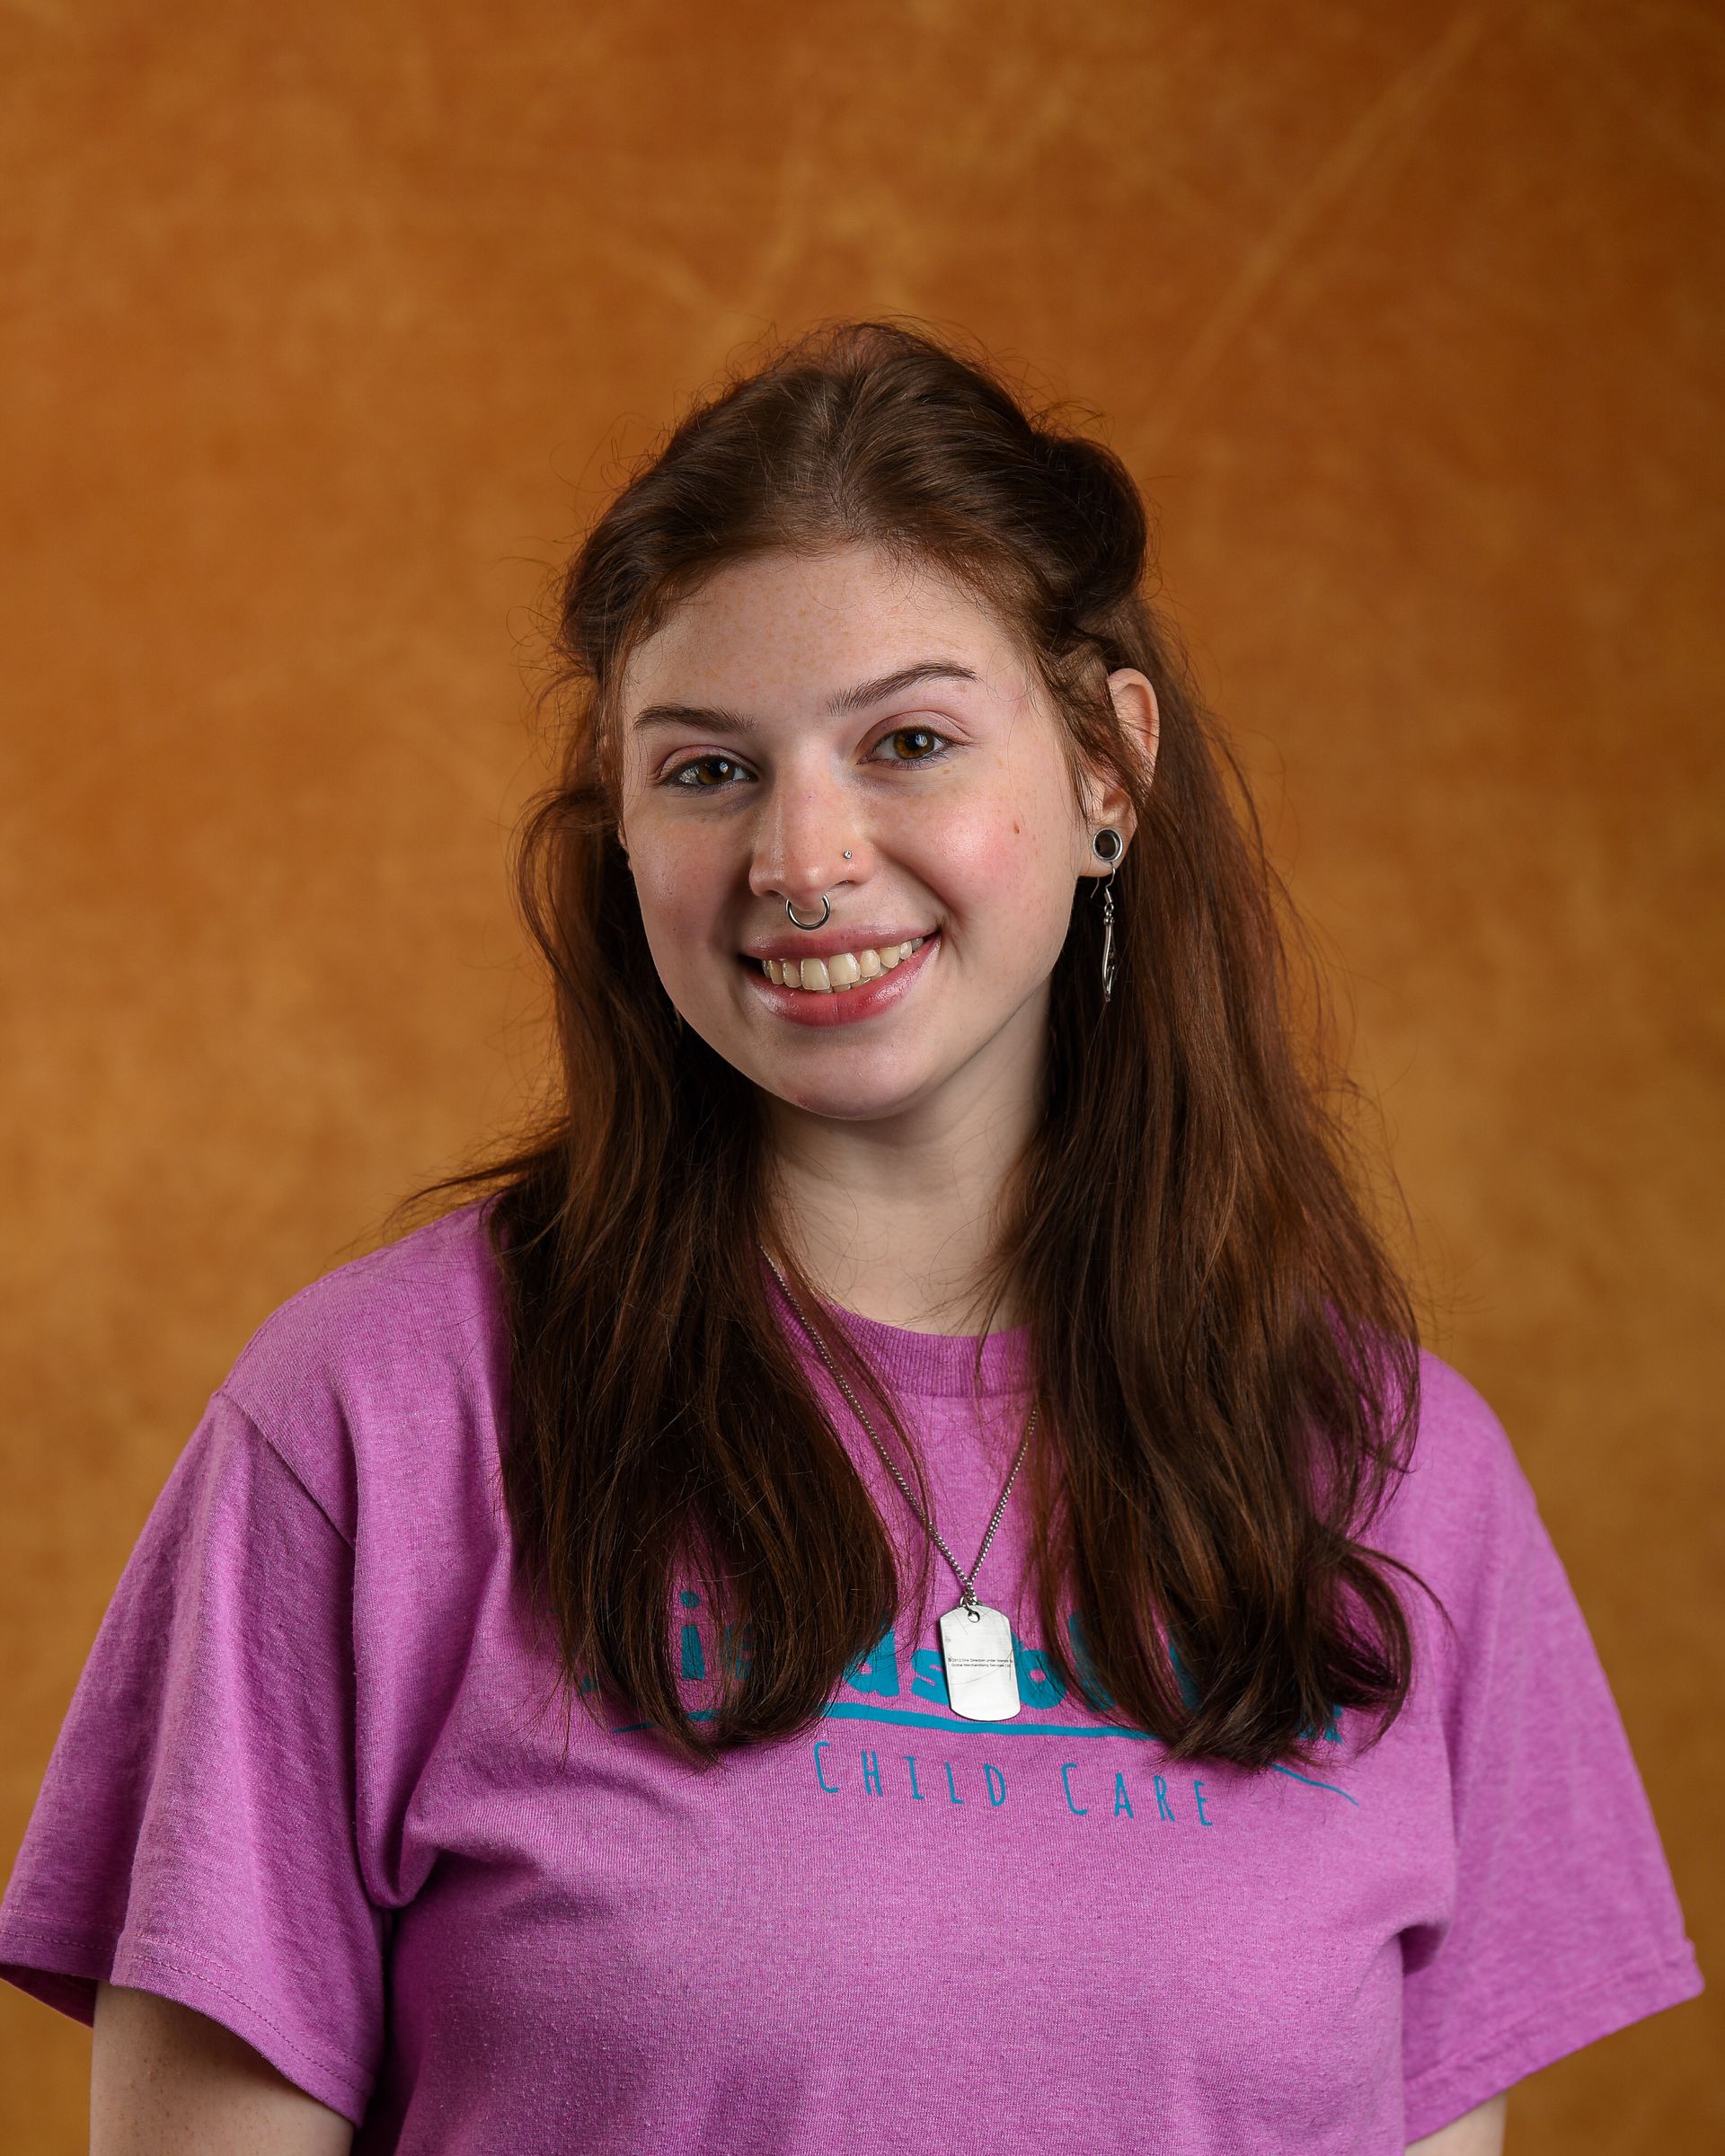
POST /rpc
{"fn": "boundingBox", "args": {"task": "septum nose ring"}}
[786,851,851,932]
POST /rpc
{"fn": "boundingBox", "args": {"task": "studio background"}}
[2,3,1718,2147]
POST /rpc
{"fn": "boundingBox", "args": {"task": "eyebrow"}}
[628,660,980,735]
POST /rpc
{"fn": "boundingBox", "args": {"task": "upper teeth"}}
[762,939,927,991]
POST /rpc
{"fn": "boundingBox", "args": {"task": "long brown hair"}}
[394,317,1442,1774]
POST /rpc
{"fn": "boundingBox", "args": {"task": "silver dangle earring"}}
[1092,828,1123,1001]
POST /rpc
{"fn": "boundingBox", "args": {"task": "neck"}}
[760,1016,1042,1338]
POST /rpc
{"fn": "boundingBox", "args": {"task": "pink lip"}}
[746,932,940,1028]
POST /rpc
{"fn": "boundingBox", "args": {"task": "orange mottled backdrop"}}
[2,2,1718,2147]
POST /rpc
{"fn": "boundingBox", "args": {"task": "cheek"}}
[630,827,723,939]
[935,794,1062,935]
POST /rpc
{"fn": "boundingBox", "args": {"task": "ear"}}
[1078,669,1159,875]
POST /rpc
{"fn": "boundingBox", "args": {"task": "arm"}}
[1408,2091,1508,2155]
[92,1982,354,2155]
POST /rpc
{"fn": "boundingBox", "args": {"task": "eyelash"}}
[659,726,957,791]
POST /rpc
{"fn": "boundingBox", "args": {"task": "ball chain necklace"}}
[758,845,1088,1721]
[760,1248,1036,1722]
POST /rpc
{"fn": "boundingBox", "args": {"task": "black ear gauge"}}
[1092,828,1123,1001]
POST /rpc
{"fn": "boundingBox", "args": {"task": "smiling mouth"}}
[753,937,928,992]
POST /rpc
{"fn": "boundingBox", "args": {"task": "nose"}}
[747,778,862,915]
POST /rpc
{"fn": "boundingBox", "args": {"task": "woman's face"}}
[614,543,1156,1127]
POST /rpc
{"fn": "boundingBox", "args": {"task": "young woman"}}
[0,321,1702,2153]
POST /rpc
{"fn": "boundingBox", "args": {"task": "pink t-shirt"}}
[0,1200,1703,2151]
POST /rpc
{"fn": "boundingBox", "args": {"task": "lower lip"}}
[744,934,940,1028]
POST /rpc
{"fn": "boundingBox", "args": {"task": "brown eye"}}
[667,755,748,789]
[875,727,953,765]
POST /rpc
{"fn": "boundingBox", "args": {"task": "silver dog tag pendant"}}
[938,1600,1022,1721]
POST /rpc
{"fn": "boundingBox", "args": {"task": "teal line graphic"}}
[605,1699,1359,1805]
[1269,1761,1360,1805]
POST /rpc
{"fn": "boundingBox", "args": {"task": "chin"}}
[750,1056,936,1121]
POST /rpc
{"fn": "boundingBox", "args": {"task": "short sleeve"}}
[0,1389,384,2125]
[1399,1383,1704,2140]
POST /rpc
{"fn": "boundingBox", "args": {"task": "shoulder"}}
[1370,1346,1544,1603]
[215,1198,509,1539]
[1402,1348,1526,1507]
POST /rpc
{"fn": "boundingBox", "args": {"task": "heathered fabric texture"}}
[0,1201,1703,2151]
